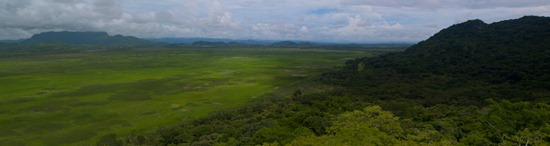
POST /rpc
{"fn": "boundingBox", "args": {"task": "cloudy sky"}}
[1,0,549,43]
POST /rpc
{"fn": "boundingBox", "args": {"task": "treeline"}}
[109,89,548,145]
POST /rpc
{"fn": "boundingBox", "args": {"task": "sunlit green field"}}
[0,47,369,145]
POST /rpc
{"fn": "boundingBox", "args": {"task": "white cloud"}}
[251,23,309,40]
[340,0,550,9]
[299,26,308,33]
[324,15,405,42]
[0,0,549,42]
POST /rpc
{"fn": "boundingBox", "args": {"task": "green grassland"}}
[0,47,373,145]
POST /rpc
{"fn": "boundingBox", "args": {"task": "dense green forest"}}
[116,16,550,145]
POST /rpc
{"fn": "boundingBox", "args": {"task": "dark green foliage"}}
[323,16,550,105]
[96,134,122,146]
[371,16,548,86]
[122,88,374,145]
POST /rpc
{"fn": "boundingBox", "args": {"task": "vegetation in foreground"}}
[124,16,550,146]
[0,47,376,145]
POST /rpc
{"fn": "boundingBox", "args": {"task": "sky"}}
[0,0,549,43]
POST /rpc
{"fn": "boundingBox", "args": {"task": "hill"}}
[364,16,549,85]
[327,16,549,103]
[24,31,152,45]
[118,16,550,146]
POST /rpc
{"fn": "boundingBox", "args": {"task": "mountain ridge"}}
[320,15,550,105]
[24,31,152,45]
[361,16,550,84]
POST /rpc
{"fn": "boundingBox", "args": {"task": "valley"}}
[0,47,379,145]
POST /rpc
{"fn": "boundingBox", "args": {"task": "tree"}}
[288,106,403,145]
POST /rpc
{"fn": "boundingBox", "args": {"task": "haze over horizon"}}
[1,0,549,43]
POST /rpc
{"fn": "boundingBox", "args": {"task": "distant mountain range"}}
[147,38,277,45]
[0,39,24,43]
[2,31,413,47]
[24,31,152,45]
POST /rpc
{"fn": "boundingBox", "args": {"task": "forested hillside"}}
[326,16,550,106]
[117,16,550,146]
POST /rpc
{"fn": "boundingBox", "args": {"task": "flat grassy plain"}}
[0,47,375,145]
